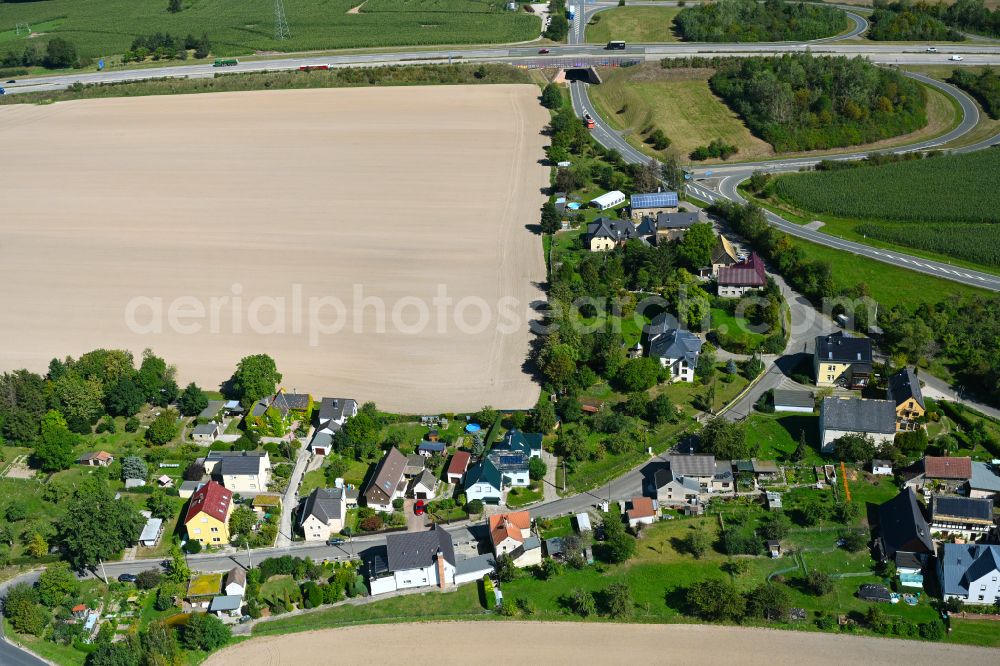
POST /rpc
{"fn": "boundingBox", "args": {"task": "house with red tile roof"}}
[446,451,471,484]
[78,451,114,467]
[717,252,767,298]
[625,497,659,528]
[184,481,233,546]
[904,456,973,494]
[488,511,541,568]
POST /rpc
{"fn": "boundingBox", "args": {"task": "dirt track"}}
[206,621,998,665]
[0,85,548,412]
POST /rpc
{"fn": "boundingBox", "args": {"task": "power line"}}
[274,0,291,41]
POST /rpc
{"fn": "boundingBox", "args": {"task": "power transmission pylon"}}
[274,0,291,41]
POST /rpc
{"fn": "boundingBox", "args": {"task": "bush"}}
[360,515,383,532]
[136,569,162,590]
[466,499,484,515]
[124,416,141,432]
[184,539,202,554]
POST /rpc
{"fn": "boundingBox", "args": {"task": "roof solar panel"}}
[631,192,679,208]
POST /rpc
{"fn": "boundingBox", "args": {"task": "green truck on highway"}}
[213,58,239,67]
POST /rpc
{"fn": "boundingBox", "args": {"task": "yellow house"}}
[887,367,926,431]
[813,332,873,389]
[184,481,233,546]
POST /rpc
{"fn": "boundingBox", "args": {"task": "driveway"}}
[404,499,428,532]
[275,445,312,548]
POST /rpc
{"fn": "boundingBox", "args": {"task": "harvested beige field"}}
[207,621,999,665]
[0,85,550,412]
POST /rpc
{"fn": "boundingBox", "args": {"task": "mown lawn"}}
[585,6,682,44]
[710,307,767,352]
[745,412,822,464]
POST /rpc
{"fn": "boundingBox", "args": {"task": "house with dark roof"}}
[316,397,357,434]
[968,462,1000,500]
[413,470,438,501]
[876,488,933,562]
[204,451,271,493]
[584,216,639,251]
[366,525,456,596]
[938,543,1000,604]
[464,457,503,504]
[417,440,447,457]
[930,495,994,540]
[814,332,873,389]
[646,313,703,383]
[495,430,543,459]
[364,447,408,512]
[78,451,114,467]
[717,252,767,298]
[712,460,734,494]
[197,400,225,424]
[191,422,222,445]
[224,567,246,598]
[635,211,699,244]
[668,455,716,490]
[903,456,973,493]
[655,468,701,507]
[184,481,233,546]
[299,487,347,542]
[819,397,896,454]
[887,368,925,431]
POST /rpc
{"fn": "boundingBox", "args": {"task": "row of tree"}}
[871,0,1000,39]
[1,37,82,70]
[674,0,847,42]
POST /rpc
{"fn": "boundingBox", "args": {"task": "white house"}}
[655,468,701,506]
[224,567,246,598]
[413,470,438,501]
[363,447,408,511]
[819,397,896,454]
[204,451,272,494]
[298,487,347,542]
[366,526,456,596]
[590,190,626,210]
[625,497,658,528]
[488,511,542,568]
[646,313,702,383]
[939,543,1000,604]
[464,458,504,504]
[191,422,222,445]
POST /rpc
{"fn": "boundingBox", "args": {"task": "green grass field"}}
[585,6,681,44]
[770,149,1000,268]
[0,0,539,61]
[590,64,773,161]
[710,307,767,352]
[745,413,823,464]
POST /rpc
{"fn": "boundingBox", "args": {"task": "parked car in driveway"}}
[414,500,426,516]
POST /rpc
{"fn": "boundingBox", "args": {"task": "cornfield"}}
[773,149,1000,225]
[0,0,537,60]
[855,222,1000,268]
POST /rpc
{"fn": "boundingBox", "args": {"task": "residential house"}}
[625,497,659,528]
[814,332,873,389]
[635,211,698,244]
[78,451,114,467]
[191,422,222,445]
[246,390,311,434]
[209,595,243,622]
[939,543,1000,604]
[205,451,271,493]
[299,487,347,541]
[904,456,973,494]
[417,440,446,457]
[717,252,767,298]
[712,460,734,494]
[629,191,679,221]
[494,430,543,459]
[875,488,933,562]
[224,567,246,598]
[315,397,358,434]
[178,480,204,499]
[710,235,740,276]
[646,313,703,383]
[309,432,333,456]
[223,400,243,416]
[446,451,471,485]
[590,190,627,211]
[488,511,542,567]
[872,460,894,476]
[819,397,896,454]
[71,604,88,620]
[968,462,1000,500]
[413,470,438,500]
[887,368,925,431]
[655,468,701,507]
[364,447,408,511]
[366,525,456,595]
[668,455,716,491]
[584,216,638,251]
[464,457,503,504]
[930,496,994,541]
[184,481,233,546]
[773,389,814,414]
[749,458,779,482]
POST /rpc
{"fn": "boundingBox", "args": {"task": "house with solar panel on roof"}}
[930,496,995,541]
[629,191,679,221]
[464,430,541,504]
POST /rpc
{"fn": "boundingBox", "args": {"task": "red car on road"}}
[414,500,426,516]
[538,48,550,54]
